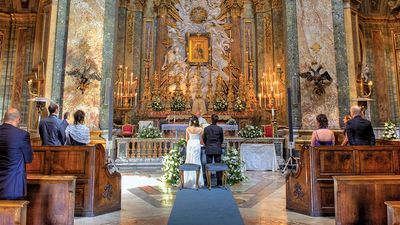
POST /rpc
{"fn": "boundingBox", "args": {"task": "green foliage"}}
[223,147,247,185]
[227,118,237,125]
[151,97,164,111]
[136,125,162,138]
[213,98,228,111]
[162,139,186,185]
[233,97,246,112]
[171,98,186,111]
[382,121,398,140]
[238,125,263,138]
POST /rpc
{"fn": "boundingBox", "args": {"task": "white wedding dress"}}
[184,131,204,188]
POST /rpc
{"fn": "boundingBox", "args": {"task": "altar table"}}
[161,124,239,138]
[240,143,278,171]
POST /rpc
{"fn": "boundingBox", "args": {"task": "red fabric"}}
[122,124,134,137]
[264,125,273,137]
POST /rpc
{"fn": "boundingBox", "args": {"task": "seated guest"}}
[0,108,33,200]
[59,112,71,144]
[39,103,63,146]
[346,105,375,145]
[341,115,352,146]
[65,110,90,145]
[311,114,335,147]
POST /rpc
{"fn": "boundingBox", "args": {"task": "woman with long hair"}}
[311,114,335,147]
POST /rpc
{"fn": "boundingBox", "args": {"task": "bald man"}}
[345,106,375,145]
[0,108,33,199]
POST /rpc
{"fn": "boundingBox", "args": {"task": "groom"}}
[203,114,224,186]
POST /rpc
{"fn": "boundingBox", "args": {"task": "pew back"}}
[27,144,121,217]
[286,145,400,216]
[0,200,28,225]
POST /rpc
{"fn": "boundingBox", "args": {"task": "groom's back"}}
[203,124,224,154]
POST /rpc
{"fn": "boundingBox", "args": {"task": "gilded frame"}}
[186,33,211,65]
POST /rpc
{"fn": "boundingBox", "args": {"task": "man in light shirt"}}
[195,111,209,128]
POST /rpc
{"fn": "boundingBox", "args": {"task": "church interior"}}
[1,0,400,224]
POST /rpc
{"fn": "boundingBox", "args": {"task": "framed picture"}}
[186,33,210,65]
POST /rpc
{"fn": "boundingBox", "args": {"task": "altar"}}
[161,124,239,138]
[240,143,278,171]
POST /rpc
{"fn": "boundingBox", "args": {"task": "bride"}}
[183,115,205,188]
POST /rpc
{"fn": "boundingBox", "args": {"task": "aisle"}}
[168,188,244,225]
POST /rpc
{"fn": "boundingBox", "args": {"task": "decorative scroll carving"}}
[190,7,208,24]
[293,182,304,200]
[102,184,113,200]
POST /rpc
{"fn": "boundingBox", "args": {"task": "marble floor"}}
[74,170,334,225]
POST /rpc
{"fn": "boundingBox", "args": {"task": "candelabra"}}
[114,65,138,124]
[259,64,284,129]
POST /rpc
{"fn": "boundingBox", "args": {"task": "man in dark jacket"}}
[39,103,63,146]
[59,112,71,144]
[0,108,33,199]
[346,105,375,145]
[203,114,224,185]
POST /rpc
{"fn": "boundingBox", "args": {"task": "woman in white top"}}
[183,115,204,188]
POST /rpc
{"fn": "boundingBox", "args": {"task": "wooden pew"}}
[385,201,400,225]
[334,176,400,225]
[27,175,76,225]
[286,145,400,216]
[0,200,29,225]
[26,144,121,217]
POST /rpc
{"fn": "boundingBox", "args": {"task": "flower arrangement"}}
[136,125,162,138]
[382,121,398,140]
[223,147,247,185]
[213,98,228,111]
[238,125,264,138]
[233,97,246,112]
[162,139,186,185]
[151,97,164,111]
[227,118,237,125]
[171,98,186,111]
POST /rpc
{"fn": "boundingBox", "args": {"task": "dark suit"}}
[203,124,224,185]
[39,114,63,146]
[346,115,375,145]
[0,123,33,199]
[59,119,69,144]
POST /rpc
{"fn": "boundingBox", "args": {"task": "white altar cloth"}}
[240,143,278,171]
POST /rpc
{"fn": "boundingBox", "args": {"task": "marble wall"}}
[296,0,339,129]
[64,0,105,129]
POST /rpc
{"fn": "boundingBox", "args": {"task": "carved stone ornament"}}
[299,61,333,96]
[190,7,208,24]
[388,0,400,15]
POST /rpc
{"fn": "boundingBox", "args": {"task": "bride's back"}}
[187,126,202,140]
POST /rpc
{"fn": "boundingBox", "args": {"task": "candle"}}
[258,93,262,108]
[272,108,275,117]
[147,28,151,59]
[135,93,138,107]
[247,29,251,61]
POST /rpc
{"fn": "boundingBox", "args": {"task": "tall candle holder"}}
[259,64,284,132]
[114,65,138,124]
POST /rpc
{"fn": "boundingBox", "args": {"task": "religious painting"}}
[186,33,210,65]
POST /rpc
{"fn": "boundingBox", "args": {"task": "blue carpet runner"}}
[167,188,245,225]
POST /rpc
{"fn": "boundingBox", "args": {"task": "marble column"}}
[132,0,144,98]
[51,0,70,111]
[283,0,301,129]
[154,0,168,79]
[332,0,350,128]
[115,0,128,67]
[343,0,360,107]
[254,1,266,87]
[230,1,243,72]
[99,0,118,131]
[296,0,339,129]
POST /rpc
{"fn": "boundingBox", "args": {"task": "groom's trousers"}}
[206,154,222,185]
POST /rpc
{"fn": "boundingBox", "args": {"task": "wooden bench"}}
[27,175,75,225]
[385,201,400,225]
[334,175,400,225]
[286,145,400,216]
[0,200,29,225]
[27,144,121,216]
